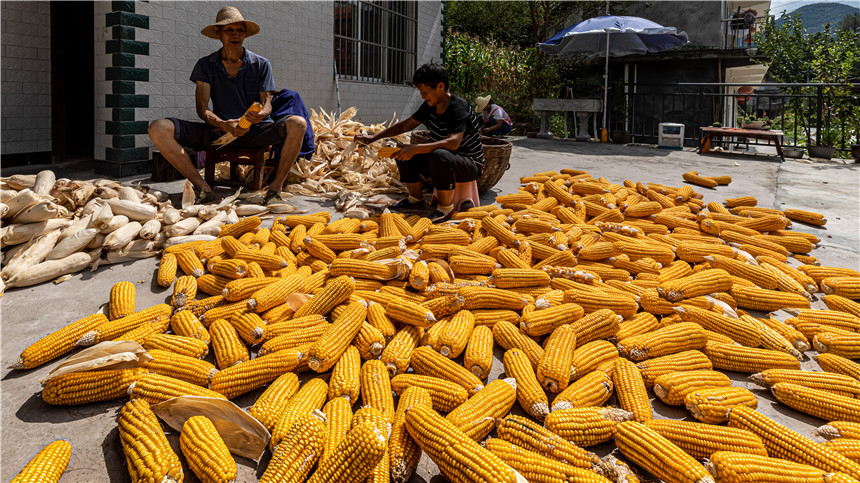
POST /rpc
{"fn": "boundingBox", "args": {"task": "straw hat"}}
[201,6,260,39]
[474,95,492,113]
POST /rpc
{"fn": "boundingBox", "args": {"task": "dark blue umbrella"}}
[538,16,689,133]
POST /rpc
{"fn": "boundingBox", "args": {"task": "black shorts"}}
[396,148,483,191]
[169,115,294,152]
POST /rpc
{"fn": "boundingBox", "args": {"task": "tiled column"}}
[95,0,151,177]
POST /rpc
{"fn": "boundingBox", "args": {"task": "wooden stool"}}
[432,179,480,212]
[204,145,276,191]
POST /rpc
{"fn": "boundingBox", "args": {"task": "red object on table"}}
[698,126,785,162]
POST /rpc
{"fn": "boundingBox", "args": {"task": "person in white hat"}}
[475,95,512,137]
[148,6,308,204]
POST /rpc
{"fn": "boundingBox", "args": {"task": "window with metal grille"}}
[334,1,417,84]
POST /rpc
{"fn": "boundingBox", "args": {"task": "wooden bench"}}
[698,126,786,162]
[532,98,602,140]
[204,145,277,191]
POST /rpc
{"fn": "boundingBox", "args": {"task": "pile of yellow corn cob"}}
[10,167,860,483]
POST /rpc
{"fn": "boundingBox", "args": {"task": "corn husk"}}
[4,189,41,219]
[32,170,56,196]
[139,219,161,239]
[164,235,216,248]
[4,174,37,190]
[234,204,269,216]
[226,210,239,224]
[164,217,200,238]
[5,252,91,288]
[194,211,227,236]
[60,215,93,240]
[215,188,243,210]
[99,248,159,266]
[181,205,202,217]
[0,190,17,202]
[91,203,113,229]
[87,247,103,265]
[81,197,102,216]
[88,232,107,249]
[102,222,142,250]
[75,185,98,208]
[99,215,130,234]
[153,232,168,248]
[0,203,7,218]
[120,239,156,254]
[2,219,71,247]
[162,206,181,225]
[11,201,59,224]
[197,205,218,220]
[96,186,118,199]
[181,180,195,209]
[118,186,142,202]
[1,231,61,281]
[46,228,99,261]
[149,190,169,202]
[105,198,157,221]
[39,341,152,385]
[152,396,270,460]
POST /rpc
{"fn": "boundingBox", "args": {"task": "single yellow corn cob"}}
[76,304,172,347]
[180,415,237,483]
[307,420,387,483]
[42,368,146,405]
[145,349,217,387]
[570,340,618,380]
[129,373,226,404]
[504,348,550,420]
[380,325,422,377]
[816,353,860,382]
[307,300,366,372]
[258,322,328,355]
[783,208,827,226]
[704,340,801,373]
[519,303,584,337]
[411,346,484,396]
[328,345,361,403]
[536,324,576,393]
[727,405,860,480]
[108,281,136,320]
[612,358,653,423]
[404,403,520,483]
[545,406,634,447]
[10,440,72,483]
[117,398,183,483]
[730,284,811,311]
[270,378,328,450]
[247,274,304,313]
[770,382,860,423]
[227,311,266,345]
[617,322,707,362]
[653,370,732,406]
[249,372,300,432]
[552,370,614,411]
[615,421,715,483]
[674,305,761,347]
[821,277,860,299]
[391,373,468,413]
[144,333,209,359]
[12,313,107,370]
[207,319,249,369]
[293,275,355,318]
[460,285,527,310]
[496,413,600,471]
[562,288,638,318]
[389,386,433,483]
[361,359,396,422]
[259,412,325,482]
[446,378,516,441]
[644,418,766,460]
[209,347,304,399]
[657,268,733,302]
[157,252,178,287]
[436,310,474,358]
[172,275,201,306]
[749,369,860,399]
[685,386,758,424]
[706,450,858,483]
[817,422,860,441]
[484,438,610,483]
[636,350,714,388]
[320,397,352,466]
[614,311,660,341]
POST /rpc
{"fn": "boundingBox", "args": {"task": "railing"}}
[720,15,769,50]
[609,82,858,155]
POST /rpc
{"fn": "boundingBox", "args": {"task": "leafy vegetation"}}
[774,3,859,34]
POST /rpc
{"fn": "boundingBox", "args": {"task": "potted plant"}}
[808,128,839,159]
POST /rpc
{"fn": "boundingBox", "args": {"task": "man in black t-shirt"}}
[355,63,484,223]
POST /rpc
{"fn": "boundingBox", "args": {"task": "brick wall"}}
[1,1,52,156]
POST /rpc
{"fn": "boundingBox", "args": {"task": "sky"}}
[768,0,860,16]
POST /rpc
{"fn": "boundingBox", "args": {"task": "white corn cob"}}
[5,252,91,288]
[164,218,201,237]
[139,219,162,239]
[102,222,143,250]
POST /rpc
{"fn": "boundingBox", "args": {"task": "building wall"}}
[623,0,723,48]
[94,1,443,175]
[1,1,52,157]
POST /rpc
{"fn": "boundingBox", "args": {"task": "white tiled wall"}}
[1,1,52,155]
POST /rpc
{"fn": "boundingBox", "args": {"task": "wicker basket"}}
[408,130,512,192]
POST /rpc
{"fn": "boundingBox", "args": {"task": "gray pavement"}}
[2,139,858,482]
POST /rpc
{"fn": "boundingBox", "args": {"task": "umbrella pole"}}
[602,29,610,141]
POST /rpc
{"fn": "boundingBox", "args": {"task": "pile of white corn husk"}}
[286,107,411,199]
[0,172,297,293]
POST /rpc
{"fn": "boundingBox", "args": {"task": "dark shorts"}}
[396,148,482,191]
[169,115,294,152]
[487,123,513,136]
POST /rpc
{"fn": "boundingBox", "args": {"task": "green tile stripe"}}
[101,5,150,175]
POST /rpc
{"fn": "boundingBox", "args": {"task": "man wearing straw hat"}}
[148,6,308,204]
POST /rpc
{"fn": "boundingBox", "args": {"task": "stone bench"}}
[532,98,602,140]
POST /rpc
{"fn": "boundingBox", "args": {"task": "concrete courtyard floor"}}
[2,138,859,482]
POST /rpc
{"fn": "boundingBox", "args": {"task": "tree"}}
[838,13,860,34]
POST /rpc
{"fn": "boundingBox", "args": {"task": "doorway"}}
[50,1,94,164]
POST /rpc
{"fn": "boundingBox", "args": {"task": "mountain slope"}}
[774,2,860,33]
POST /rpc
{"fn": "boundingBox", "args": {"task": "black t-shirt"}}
[411,94,484,165]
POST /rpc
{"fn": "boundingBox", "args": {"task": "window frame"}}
[334,1,418,85]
